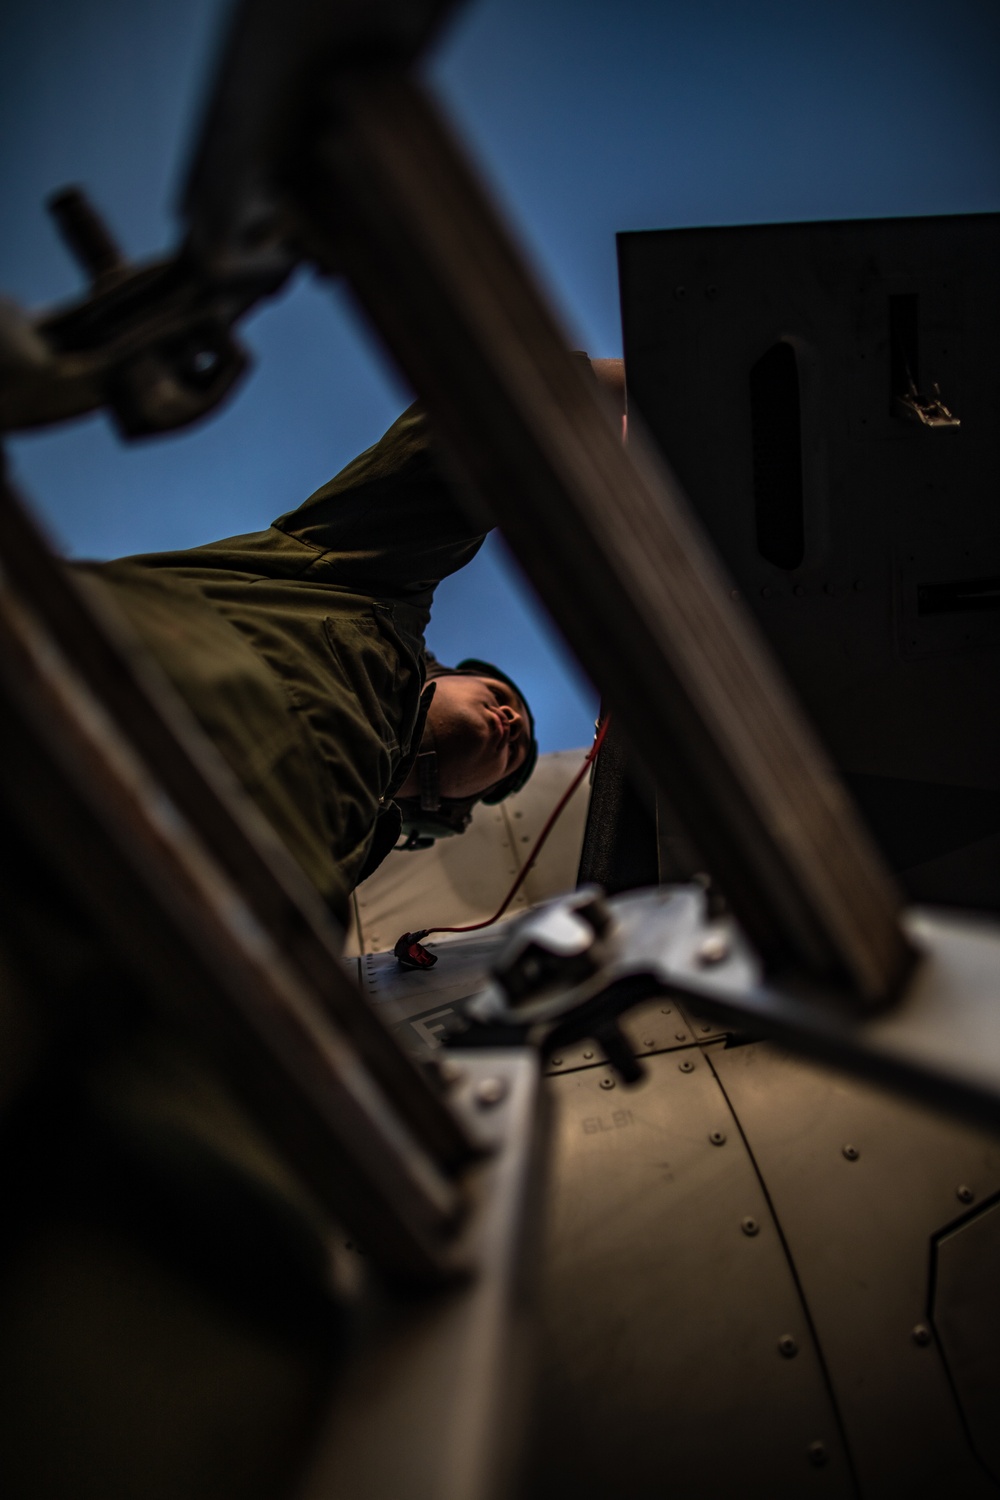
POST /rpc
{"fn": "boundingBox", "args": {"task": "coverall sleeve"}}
[270,404,489,600]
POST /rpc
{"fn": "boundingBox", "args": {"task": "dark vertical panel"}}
[750,340,804,571]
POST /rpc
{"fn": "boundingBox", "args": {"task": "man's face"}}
[427,673,530,799]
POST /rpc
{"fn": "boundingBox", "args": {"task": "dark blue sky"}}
[2,0,998,748]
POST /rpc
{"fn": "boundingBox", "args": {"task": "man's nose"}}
[500,703,523,738]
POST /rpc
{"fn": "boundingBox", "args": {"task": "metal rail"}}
[285,67,910,1004]
[0,464,478,1284]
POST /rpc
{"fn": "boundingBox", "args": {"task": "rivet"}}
[550,1057,563,1067]
[701,1023,712,1033]
[673,284,687,300]
[675,1031,687,1041]
[709,1130,726,1146]
[643,1038,655,1047]
[824,581,838,597]
[842,1144,859,1161]
[679,1059,695,1073]
[760,585,773,599]
[697,933,730,966]
[912,1324,932,1346]
[660,1007,672,1015]
[742,1216,759,1236]
[808,1441,828,1468]
[705,284,719,300]
[600,1077,615,1090]
[852,579,864,593]
[957,1184,975,1203]
[793,585,806,597]
[583,1050,594,1060]
[475,1077,508,1108]
[437,1058,464,1086]
[778,1335,798,1358]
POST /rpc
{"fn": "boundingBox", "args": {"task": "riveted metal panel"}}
[544,998,699,1075]
[932,1196,1000,1486]
[711,1042,1000,1497]
[527,1049,855,1499]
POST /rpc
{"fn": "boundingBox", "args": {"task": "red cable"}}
[394,716,610,967]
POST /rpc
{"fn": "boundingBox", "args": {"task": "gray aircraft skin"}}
[353,774,1000,1500]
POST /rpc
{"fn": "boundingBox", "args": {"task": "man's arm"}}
[590,357,626,418]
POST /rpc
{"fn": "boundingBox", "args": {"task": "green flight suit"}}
[77,406,485,920]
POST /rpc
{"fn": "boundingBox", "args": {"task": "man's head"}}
[396,657,538,841]
[423,670,529,798]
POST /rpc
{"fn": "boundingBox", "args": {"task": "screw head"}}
[778,1335,798,1358]
[679,1059,695,1073]
[912,1323,932,1346]
[957,1184,975,1203]
[842,1144,860,1161]
[709,1130,727,1146]
[742,1216,760,1236]
[808,1441,828,1468]
[697,933,730,966]
[475,1076,508,1108]
[600,1077,615,1090]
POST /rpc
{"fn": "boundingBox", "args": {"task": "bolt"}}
[778,1335,798,1358]
[808,1441,828,1468]
[957,1184,975,1203]
[742,1216,759,1236]
[600,1077,615,1090]
[912,1324,932,1346]
[842,1144,859,1161]
[709,1130,726,1146]
[679,1059,695,1073]
[475,1077,508,1108]
[697,933,730,966]
[701,930,731,966]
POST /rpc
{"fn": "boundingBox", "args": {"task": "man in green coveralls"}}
[78,359,623,923]
[77,403,536,923]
